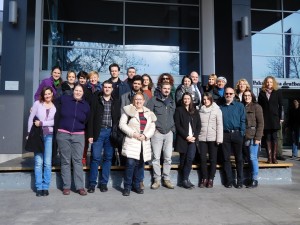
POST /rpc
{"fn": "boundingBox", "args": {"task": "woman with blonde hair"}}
[235,79,250,102]
[119,92,157,196]
[205,74,217,92]
[258,76,283,164]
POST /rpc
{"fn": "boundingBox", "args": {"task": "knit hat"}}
[217,76,227,84]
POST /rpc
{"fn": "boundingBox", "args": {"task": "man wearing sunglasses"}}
[220,87,246,189]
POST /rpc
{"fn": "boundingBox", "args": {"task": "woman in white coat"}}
[199,92,223,188]
[119,92,157,196]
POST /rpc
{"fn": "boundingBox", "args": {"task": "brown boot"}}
[266,141,272,164]
[199,179,208,188]
[273,142,278,164]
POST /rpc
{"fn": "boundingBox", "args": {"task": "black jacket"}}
[87,93,121,141]
[258,89,283,130]
[174,106,201,153]
[25,122,44,153]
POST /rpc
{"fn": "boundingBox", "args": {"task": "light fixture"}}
[241,16,249,38]
[9,1,18,24]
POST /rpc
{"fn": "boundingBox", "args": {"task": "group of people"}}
[26,63,299,197]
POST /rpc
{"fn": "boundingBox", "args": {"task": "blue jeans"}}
[34,135,53,191]
[89,128,114,186]
[248,139,259,180]
[124,157,144,190]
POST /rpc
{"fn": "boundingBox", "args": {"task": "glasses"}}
[225,93,234,95]
[162,77,169,80]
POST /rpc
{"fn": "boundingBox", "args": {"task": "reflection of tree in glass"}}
[170,52,179,75]
[267,35,300,78]
[65,42,146,73]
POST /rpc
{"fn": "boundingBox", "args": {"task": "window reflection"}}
[251,0,281,10]
[283,12,300,34]
[251,11,282,33]
[252,34,283,55]
[252,56,284,78]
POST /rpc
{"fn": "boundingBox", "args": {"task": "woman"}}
[57,70,77,96]
[56,84,90,196]
[27,87,56,197]
[175,75,200,108]
[34,66,63,101]
[119,93,156,196]
[204,74,217,92]
[154,73,176,99]
[175,92,201,189]
[142,74,154,98]
[235,79,250,102]
[84,70,102,105]
[258,76,284,164]
[242,90,264,188]
[198,92,223,188]
[286,99,300,159]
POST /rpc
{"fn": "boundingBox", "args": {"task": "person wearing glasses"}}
[154,73,176,100]
[119,92,157,196]
[242,90,264,188]
[220,87,246,188]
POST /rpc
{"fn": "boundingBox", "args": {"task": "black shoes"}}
[182,180,194,189]
[87,186,95,193]
[36,190,49,197]
[99,184,108,192]
[225,183,232,188]
[246,180,258,188]
[123,189,130,196]
[36,190,43,197]
[236,183,243,189]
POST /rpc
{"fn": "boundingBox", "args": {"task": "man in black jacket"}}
[87,80,121,193]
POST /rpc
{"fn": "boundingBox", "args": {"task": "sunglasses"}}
[225,93,234,95]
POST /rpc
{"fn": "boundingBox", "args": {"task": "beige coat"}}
[198,102,223,143]
[119,104,157,161]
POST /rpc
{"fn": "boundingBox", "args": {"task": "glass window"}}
[251,11,282,33]
[286,56,300,78]
[252,34,282,55]
[251,0,282,10]
[128,0,199,4]
[43,22,123,46]
[283,12,300,34]
[125,27,199,51]
[252,56,284,78]
[283,0,300,11]
[44,0,123,24]
[126,3,199,28]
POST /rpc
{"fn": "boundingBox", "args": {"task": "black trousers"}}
[179,143,196,181]
[199,141,218,180]
[222,132,243,184]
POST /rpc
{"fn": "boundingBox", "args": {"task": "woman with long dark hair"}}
[242,90,264,188]
[27,86,56,196]
[174,92,201,189]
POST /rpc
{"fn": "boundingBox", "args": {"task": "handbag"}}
[110,115,132,148]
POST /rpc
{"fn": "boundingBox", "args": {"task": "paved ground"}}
[0,150,299,225]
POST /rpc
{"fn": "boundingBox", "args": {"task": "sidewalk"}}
[0,149,299,225]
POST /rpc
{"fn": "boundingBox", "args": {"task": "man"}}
[212,76,227,105]
[190,71,204,108]
[220,87,246,189]
[121,75,149,110]
[87,80,121,193]
[108,63,130,99]
[147,82,176,189]
[124,67,136,89]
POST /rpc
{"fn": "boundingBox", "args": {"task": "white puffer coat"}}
[198,102,223,143]
[119,104,157,161]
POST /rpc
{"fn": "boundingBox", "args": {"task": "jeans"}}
[89,128,114,186]
[199,141,218,180]
[248,140,259,180]
[222,132,243,185]
[179,143,196,181]
[292,128,299,157]
[151,130,173,181]
[34,134,53,191]
[124,157,144,190]
[57,132,85,190]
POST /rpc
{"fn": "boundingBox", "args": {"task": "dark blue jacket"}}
[56,95,90,132]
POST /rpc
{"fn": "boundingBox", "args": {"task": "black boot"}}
[266,141,272,164]
[182,180,193,189]
[247,180,258,188]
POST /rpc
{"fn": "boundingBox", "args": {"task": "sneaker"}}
[36,190,43,197]
[42,190,49,196]
[151,180,161,190]
[163,180,174,189]
[140,181,145,190]
[87,186,95,193]
[99,184,108,192]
